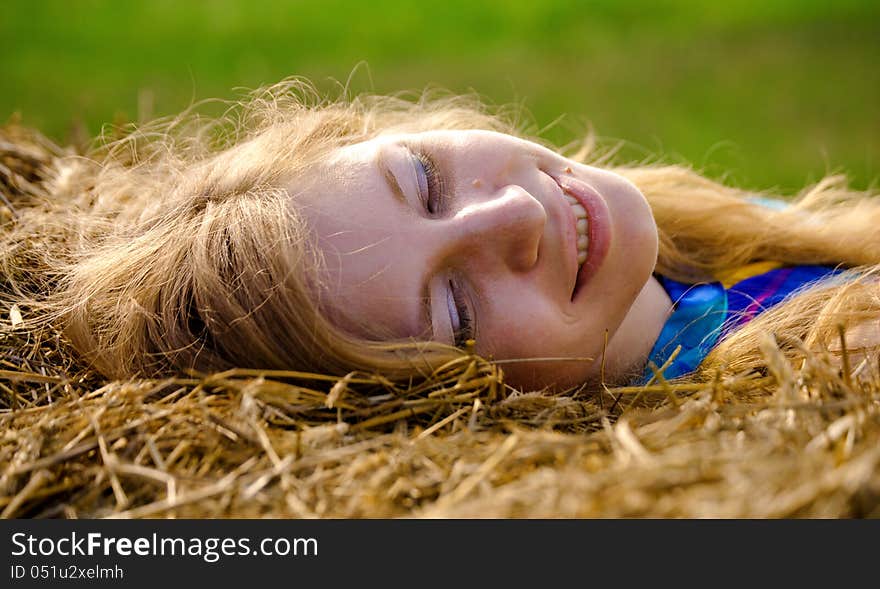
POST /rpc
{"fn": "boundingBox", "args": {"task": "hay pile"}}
[2,125,880,519]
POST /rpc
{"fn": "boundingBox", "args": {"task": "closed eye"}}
[401,143,475,348]
[447,273,475,348]
[408,146,445,215]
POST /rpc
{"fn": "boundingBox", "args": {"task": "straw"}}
[3,122,880,518]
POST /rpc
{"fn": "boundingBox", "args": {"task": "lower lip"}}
[554,173,611,300]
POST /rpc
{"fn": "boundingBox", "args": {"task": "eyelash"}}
[448,276,474,348]
[410,148,475,348]
[413,151,445,215]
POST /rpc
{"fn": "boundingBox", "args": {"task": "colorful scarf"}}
[637,262,849,384]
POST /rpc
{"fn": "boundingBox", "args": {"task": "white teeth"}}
[566,194,590,269]
[565,193,588,218]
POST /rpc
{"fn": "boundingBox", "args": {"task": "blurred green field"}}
[2,0,878,193]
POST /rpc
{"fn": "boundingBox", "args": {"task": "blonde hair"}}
[2,78,879,391]
[621,167,880,387]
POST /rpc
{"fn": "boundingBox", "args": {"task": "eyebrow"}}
[377,147,435,341]
[377,149,408,205]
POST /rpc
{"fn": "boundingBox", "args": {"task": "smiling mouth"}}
[563,193,590,270]
[547,170,611,301]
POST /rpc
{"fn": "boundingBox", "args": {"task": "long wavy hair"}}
[2,78,879,391]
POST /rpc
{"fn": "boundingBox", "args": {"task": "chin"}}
[620,189,659,278]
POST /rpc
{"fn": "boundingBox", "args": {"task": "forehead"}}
[328,129,502,160]
[294,136,429,341]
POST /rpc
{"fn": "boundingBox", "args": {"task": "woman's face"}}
[296,129,659,390]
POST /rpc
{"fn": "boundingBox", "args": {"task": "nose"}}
[435,184,546,272]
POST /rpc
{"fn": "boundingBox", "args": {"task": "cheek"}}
[498,357,596,392]
[484,310,574,360]
[481,306,612,384]
[446,137,522,184]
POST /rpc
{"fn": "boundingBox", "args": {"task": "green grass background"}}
[2,0,877,194]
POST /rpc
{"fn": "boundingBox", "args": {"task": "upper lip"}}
[543,169,581,300]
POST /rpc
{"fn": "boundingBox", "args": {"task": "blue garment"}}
[637,264,848,384]
[637,191,850,384]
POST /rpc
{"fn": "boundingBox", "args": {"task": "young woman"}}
[3,79,879,394]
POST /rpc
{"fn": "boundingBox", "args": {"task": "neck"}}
[602,274,673,385]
